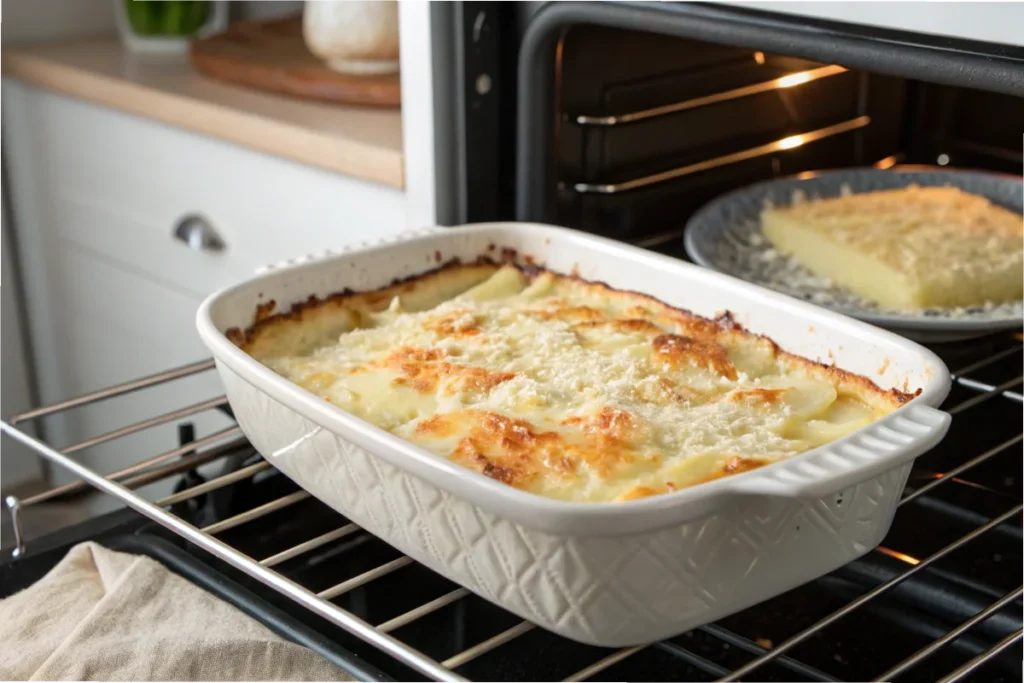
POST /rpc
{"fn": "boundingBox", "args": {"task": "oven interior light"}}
[874,155,900,170]
[878,547,922,566]
[753,51,766,65]
[778,134,805,150]
[777,71,813,88]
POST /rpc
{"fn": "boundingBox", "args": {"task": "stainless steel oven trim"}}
[515,0,1024,222]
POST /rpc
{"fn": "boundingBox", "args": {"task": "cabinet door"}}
[2,80,408,508]
[44,243,235,508]
[36,86,407,297]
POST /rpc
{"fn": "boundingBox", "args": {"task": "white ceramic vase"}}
[303,0,400,76]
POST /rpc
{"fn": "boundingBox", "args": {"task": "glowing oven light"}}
[875,155,900,170]
[777,71,814,88]
[753,51,766,65]
[889,551,921,566]
[879,547,922,565]
[778,135,805,150]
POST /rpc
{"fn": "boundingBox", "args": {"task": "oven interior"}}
[545,24,1023,258]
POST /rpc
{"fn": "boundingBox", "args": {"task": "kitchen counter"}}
[1,38,405,188]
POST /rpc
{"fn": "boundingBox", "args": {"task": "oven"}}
[2,3,1022,682]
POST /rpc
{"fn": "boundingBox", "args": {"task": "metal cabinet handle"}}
[173,214,226,252]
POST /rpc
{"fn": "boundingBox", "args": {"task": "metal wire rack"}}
[565,58,871,196]
[3,333,1022,682]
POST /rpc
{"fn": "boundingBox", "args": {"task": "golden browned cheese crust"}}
[232,258,916,504]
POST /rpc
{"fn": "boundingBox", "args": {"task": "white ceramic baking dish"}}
[196,223,952,647]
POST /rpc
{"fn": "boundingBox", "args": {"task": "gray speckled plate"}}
[684,168,1024,343]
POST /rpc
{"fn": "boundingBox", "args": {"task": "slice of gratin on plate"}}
[761,185,1024,310]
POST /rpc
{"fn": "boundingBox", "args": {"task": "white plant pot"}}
[114,0,229,56]
[303,0,400,76]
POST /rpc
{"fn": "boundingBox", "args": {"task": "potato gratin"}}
[233,261,914,503]
[762,186,1024,310]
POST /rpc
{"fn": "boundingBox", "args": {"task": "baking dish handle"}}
[724,403,951,499]
[254,226,448,275]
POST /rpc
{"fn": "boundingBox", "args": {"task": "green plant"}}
[123,0,211,37]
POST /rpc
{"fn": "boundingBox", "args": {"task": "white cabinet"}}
[2,79,407,499]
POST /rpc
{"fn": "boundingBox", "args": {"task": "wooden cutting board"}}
[189,16,400,108]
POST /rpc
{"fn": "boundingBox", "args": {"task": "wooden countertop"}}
[1,38,405,189]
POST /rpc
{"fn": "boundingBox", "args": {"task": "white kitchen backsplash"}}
[237,1,304,22]
[1,0,117,44]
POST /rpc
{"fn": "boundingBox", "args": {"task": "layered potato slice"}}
[233,260,914,503]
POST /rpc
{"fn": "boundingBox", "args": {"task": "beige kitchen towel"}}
[0,542,357,681]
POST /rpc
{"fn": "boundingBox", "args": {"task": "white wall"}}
[239,1,304,22]
[1,0,118,44]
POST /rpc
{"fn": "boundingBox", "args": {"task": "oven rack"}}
[571,115,870,195]
[571,62,849,127]
[3,339,1022,682]
[565,56,872,196]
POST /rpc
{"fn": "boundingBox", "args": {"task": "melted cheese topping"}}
[258,266,891,503]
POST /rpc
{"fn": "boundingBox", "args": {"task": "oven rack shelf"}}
[571,115,871,195]
[570,62,849,127]
[3,337,1022,682]
[564,56,870,197]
